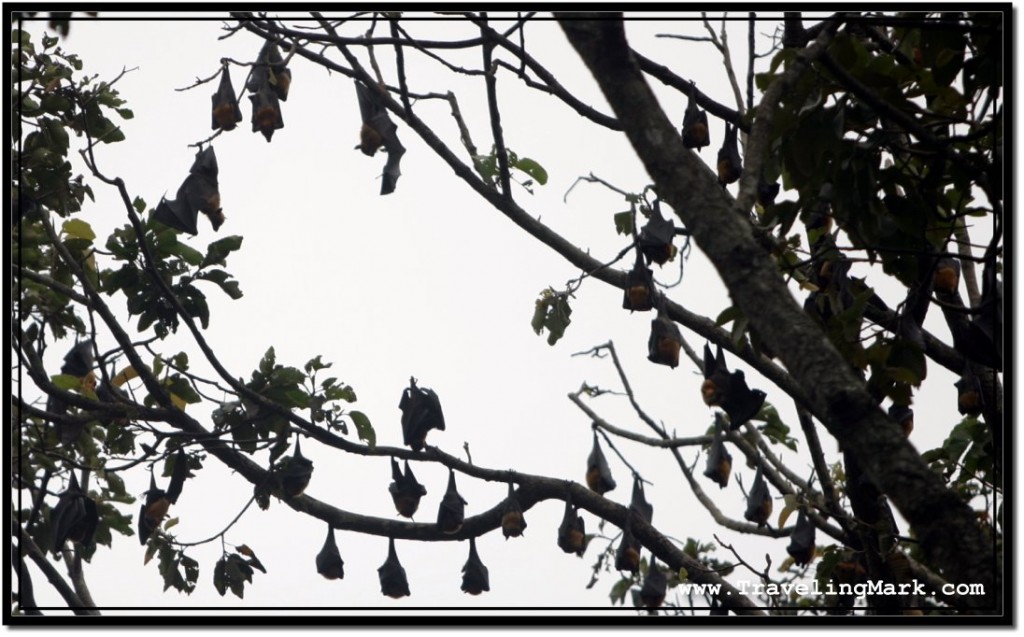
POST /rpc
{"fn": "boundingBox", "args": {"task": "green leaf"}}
[714,305,742,327]
[613,210,634,236]
[170,241,204,267]
[259,347,276,375]
[62,218,95,242]
[51,374,81,391]
[213,558,227,596]
[201,235,244,269]
[350,410,376,448]
[609,577,633,606]
[511,157,548,185]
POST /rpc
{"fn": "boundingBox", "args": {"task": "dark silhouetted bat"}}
[614,517,640,574]
[500,482,527,539]
[211,65,242,131]
[278,439,314,498]
[556,498,586,556]
[378,537,410,598]
[703,416,732,489]
[622,253,656,312]
[638,202,675,266]
[701,343,766,429]
[629,476,653,525]
[355,81,406,196]
[743,464,772,527]
[933,257,961,294]
[61,341,94,376]
[50,472,98,553]
[48,341,95,445]
[717,123,742,186]
[256,40,291,101]
[154,146,224,233]
[681,82,710,150]
[436,469,467,534]
[249,85,284,143]
[757,176,780,208]
[647,304,682,368]
[966,260,1002,370]
[138,472,170,545]
[887,404,914,438]
[639,556,667,608]
[399,377,445,451]
[315,525,345,580]
[388,458,427,518]
[585,433,616,495]
[955,368,983,416]
[460,537,490,595]
[786,509,816,566]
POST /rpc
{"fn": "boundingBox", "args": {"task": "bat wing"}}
[190,146,218,180]
[61,341,94,376]
[153,196,199,236]
[355,81,382,126]
[380,140,405,196]
[722,371,765,429]
[165,449,188,504]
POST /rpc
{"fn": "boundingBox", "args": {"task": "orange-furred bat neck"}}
[359,123,383,156]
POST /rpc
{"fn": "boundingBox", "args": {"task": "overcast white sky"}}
[14,10,1008,621]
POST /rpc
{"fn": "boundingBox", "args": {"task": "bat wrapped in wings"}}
[315,525,345,580]
[211,65,242,131]
[50,472,98,553]
[355,81,406,195]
